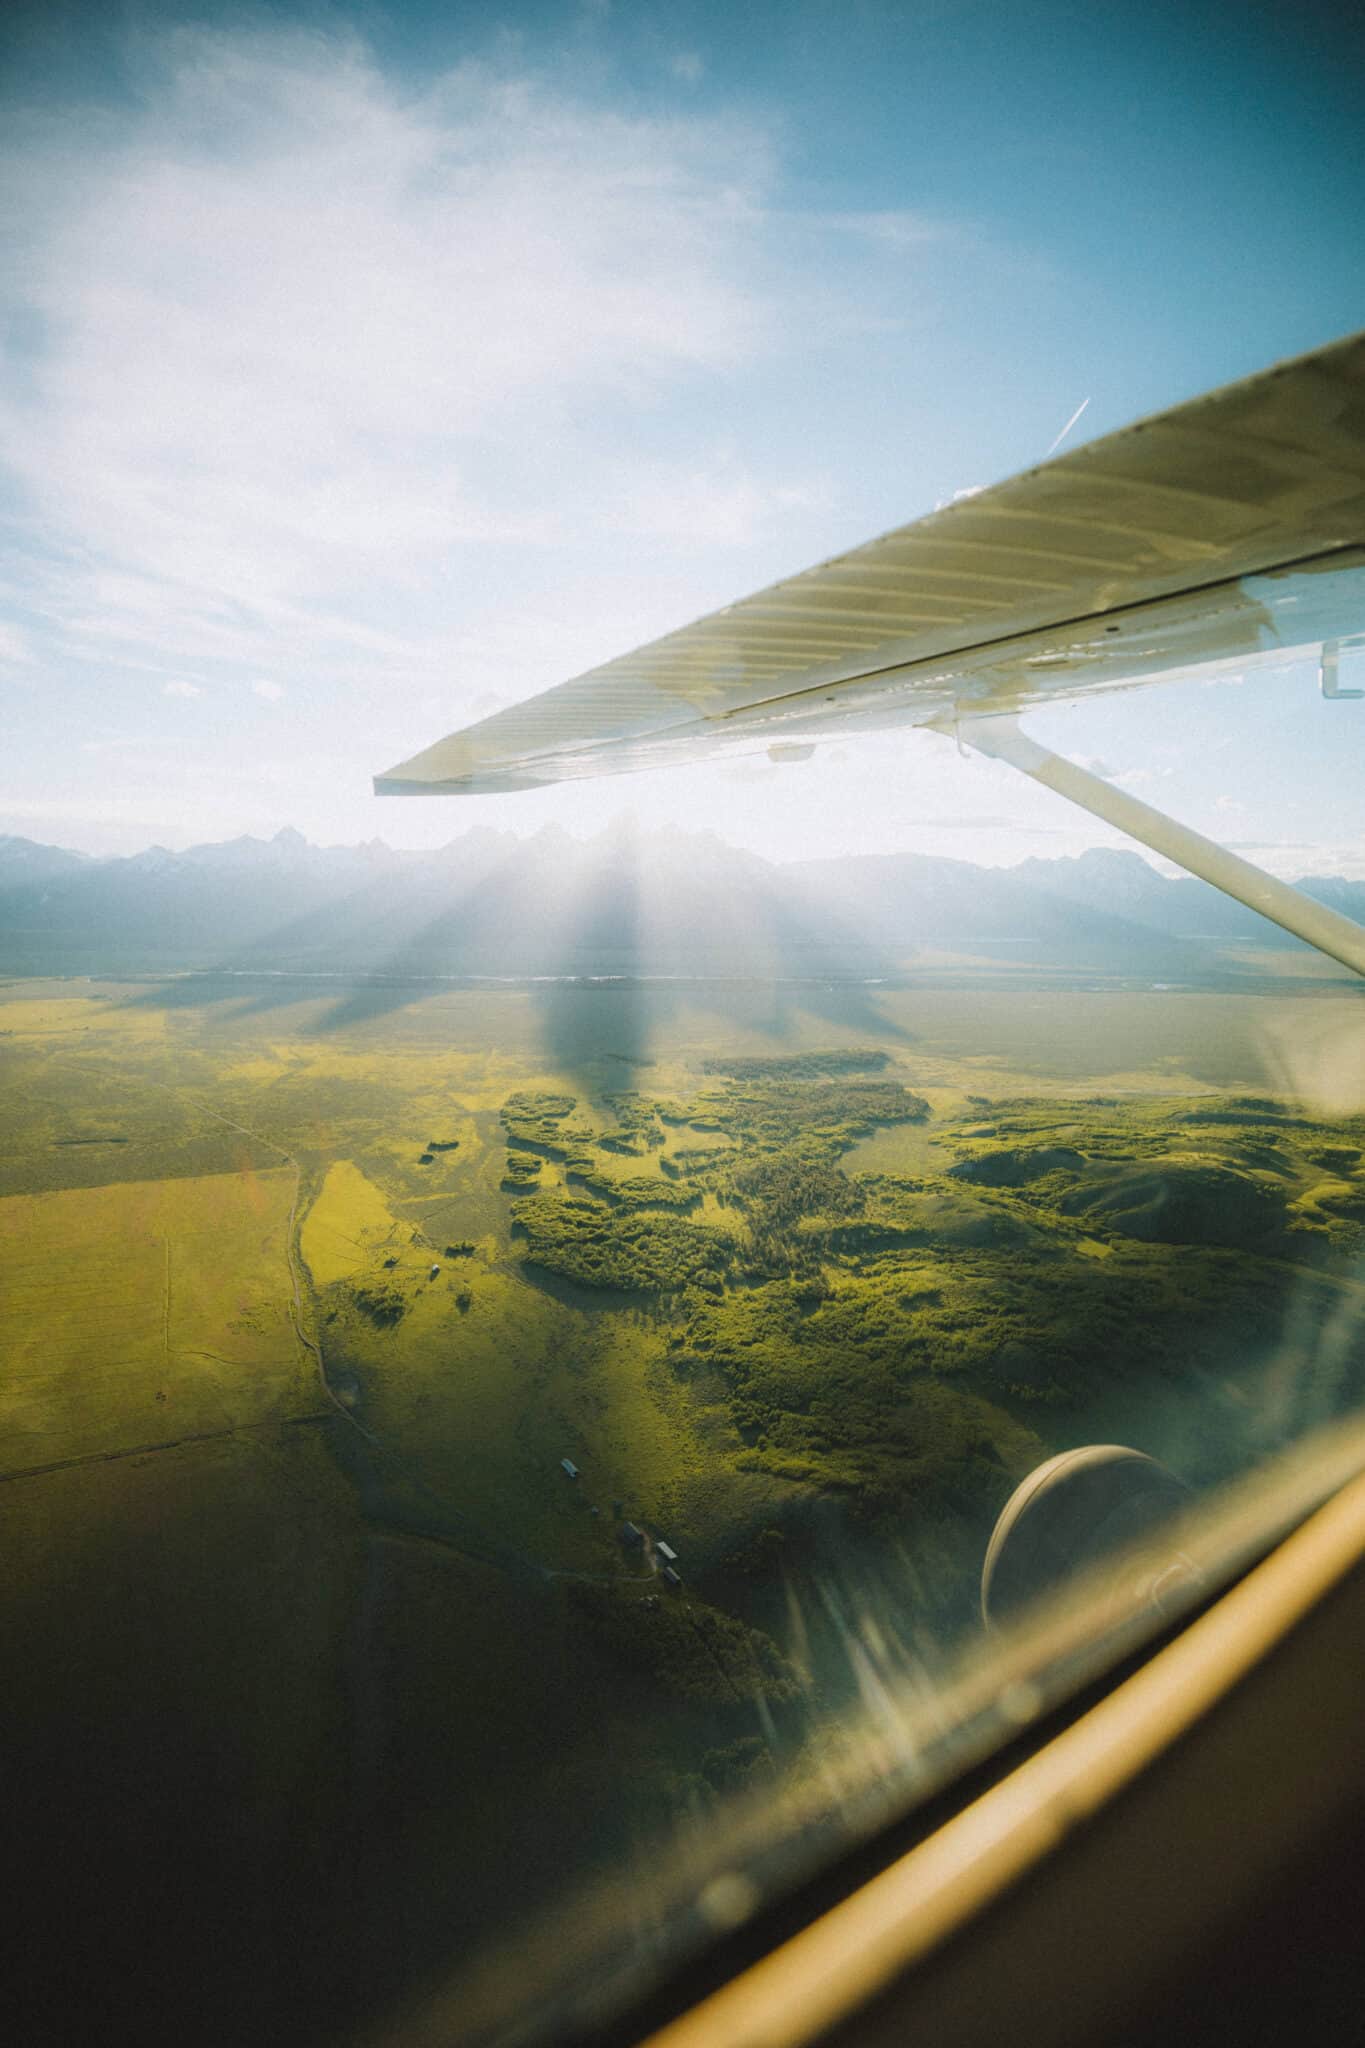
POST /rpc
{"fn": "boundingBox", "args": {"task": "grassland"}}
[0,1164,310,1471]
[3,968,1364,2044]
[300,1158,406,1284]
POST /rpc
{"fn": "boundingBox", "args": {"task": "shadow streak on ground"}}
[115,837,537,1032]
[114,833,923,1072]
[533,832,917,1094]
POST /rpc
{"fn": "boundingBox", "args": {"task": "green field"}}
[0,1165,309,1470]
[3,969,1364,2043]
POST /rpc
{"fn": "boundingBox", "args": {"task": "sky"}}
[2,0,1363,871]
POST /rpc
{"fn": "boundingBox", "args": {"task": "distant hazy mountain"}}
[0,826,1359,981]
[0,835,93,888]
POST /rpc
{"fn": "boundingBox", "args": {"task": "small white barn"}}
[655,1540,678,1563]
[561,1458,579,1480]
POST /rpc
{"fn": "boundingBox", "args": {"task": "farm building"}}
[660,1567,683,1589]
[655,1540,678,1563]
[560,1458,579,1480]
[620,1521,644,1548]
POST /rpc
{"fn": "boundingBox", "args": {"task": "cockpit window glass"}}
[3,8,1363,2048]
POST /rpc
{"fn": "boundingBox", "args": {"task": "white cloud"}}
[0,21,968,857]
[0,793,195,835]
[0,620,32,665]
[79,735,179,755]
[820,209,946,250]
[0,28,783,656]
[613,454,833,546]
[1227,839,1365,880]
[0,19,907,792]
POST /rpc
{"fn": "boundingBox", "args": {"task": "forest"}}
[4,973,1364,2048]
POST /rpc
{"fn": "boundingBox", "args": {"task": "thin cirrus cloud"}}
[3,19,1067,865]
[0,23,818,700]
[0,620,33,665]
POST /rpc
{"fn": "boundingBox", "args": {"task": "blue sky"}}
[2,0,1362,868]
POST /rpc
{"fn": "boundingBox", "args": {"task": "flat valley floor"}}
[3,968,1363,2045]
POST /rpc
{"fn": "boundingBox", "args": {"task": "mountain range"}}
[1,826,1360,982]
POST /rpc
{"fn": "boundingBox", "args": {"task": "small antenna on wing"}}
[1045,396,1091,457]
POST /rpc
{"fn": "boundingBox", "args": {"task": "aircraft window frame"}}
[383,1415,1365,2048]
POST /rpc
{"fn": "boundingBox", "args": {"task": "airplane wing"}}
[375,331,1365,797]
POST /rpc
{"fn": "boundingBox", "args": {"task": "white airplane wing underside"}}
[376,332,1365,797]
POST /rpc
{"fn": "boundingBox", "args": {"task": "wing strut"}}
[957,716,1365,979]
